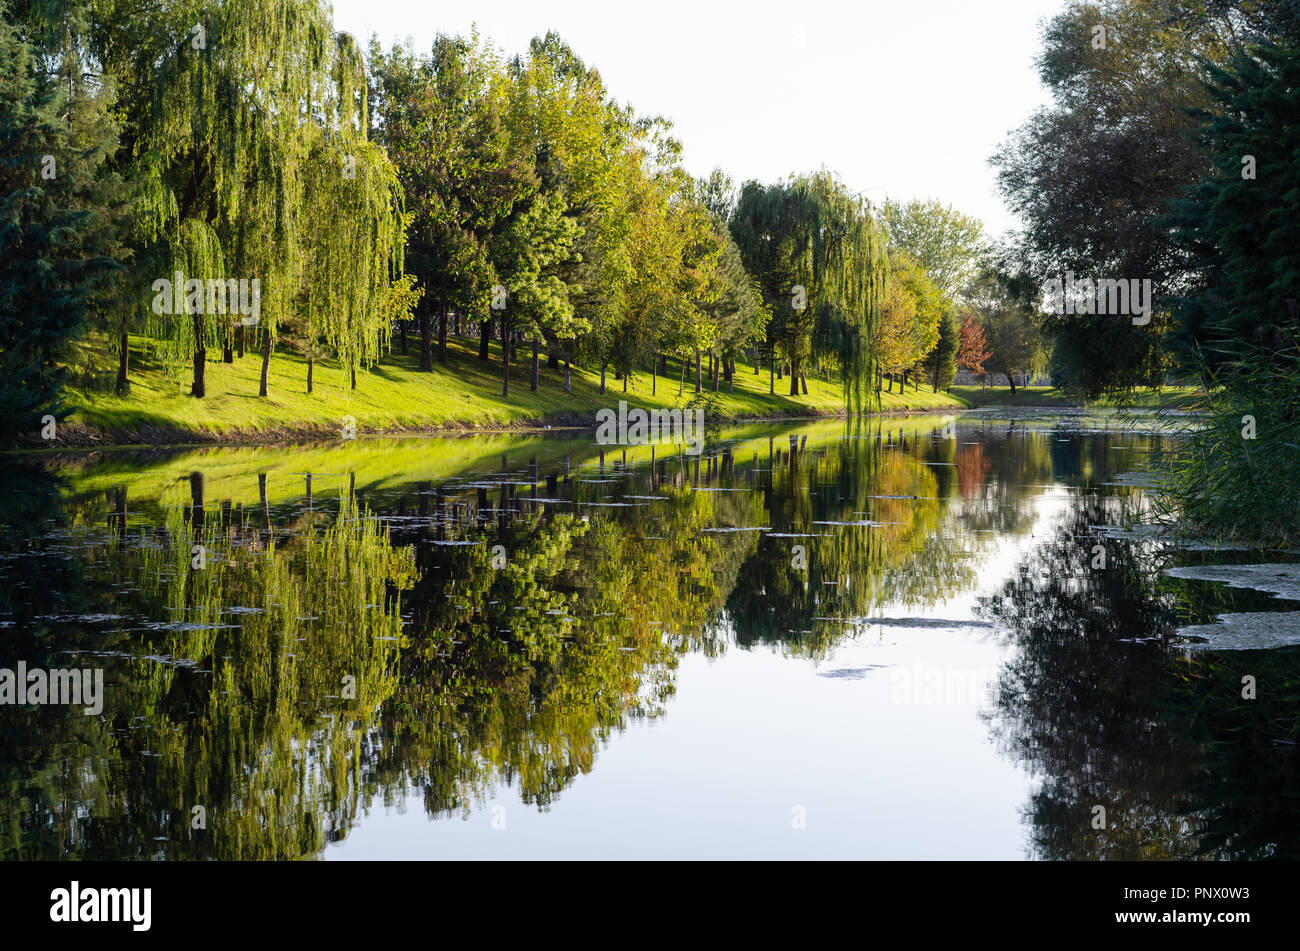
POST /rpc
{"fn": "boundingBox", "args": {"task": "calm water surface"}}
[2,412,1297,859]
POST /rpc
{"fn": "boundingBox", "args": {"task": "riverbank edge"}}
[6,401,986,451]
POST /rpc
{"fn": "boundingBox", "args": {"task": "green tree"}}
[0,8,124,438]
[923,300,960,392]
[975,267,1047,395]
[489,190,581,395]
[880,198,981,392]
[1164,40,1300,543]
[369,34,528,373]
[733,170,888,410]
[991,0,1215,397]
[881,197,985,299]
[97,0,406,399]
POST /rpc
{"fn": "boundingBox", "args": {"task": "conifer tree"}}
[0,7,124,437]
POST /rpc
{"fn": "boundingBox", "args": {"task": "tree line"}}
[1,0,1016,440]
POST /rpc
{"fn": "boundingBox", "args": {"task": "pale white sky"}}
[331,0,1066,239]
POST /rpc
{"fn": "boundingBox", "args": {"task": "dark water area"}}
[1,412,1297,859]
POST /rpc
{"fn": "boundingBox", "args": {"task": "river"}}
[1,411,1297,859]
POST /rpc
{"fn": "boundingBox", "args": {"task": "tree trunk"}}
[437,297,448,365]
[1007,373,1017,396]
[678,357,686,397]
[501,316,510,397]
[694,349,702,393]
[530,339,540,391]
[258,330,272,397]
[800,372,808,395]
[789,355,800,396]
[599,360,607,394]
[769,348,775,395]
[419,302,432,372]
[652,353,658,395]
[478,318,491,360]
[189,471,204,533]
[237,325,245,358]
[191,314,206,397]
[564,360,571,392]
[307,356,313,394]
[350,364,356,390]
[115,332,130,395]
[223,339,233,363]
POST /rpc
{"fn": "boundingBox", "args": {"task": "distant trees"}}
[880,198,985,393]
[874,251,942,392]
[956,314,990,380]
[972,268,1047,395]
[922,302,960,392]
[881,198,985,299]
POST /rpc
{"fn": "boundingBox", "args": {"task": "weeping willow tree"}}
[731,170,888,414]
[120,1,407,398]
[298,35,410,393]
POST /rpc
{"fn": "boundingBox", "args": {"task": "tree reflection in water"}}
[980,500,1300,859]
[2,418,1293,858]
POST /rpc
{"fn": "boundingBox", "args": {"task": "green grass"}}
[949,384,1203,409]
[59,333,969,443]
[55,414,963,511]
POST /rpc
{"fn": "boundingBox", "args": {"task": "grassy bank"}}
[949,385,1204,409]
[53,333,969,445]
[59,416,958,510]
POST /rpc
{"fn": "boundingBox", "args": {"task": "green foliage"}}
[881,197,985,299]
[992,0,1214,397]
[923,300,960,391]
[368,33,527,369]
[3,6,975,423]
[1162,40,1300,543]
[732,170,889,411]
[0,8,124,438]
[96,0,407,396]
[1169,42,1300,371]
[969,266,1048,392]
